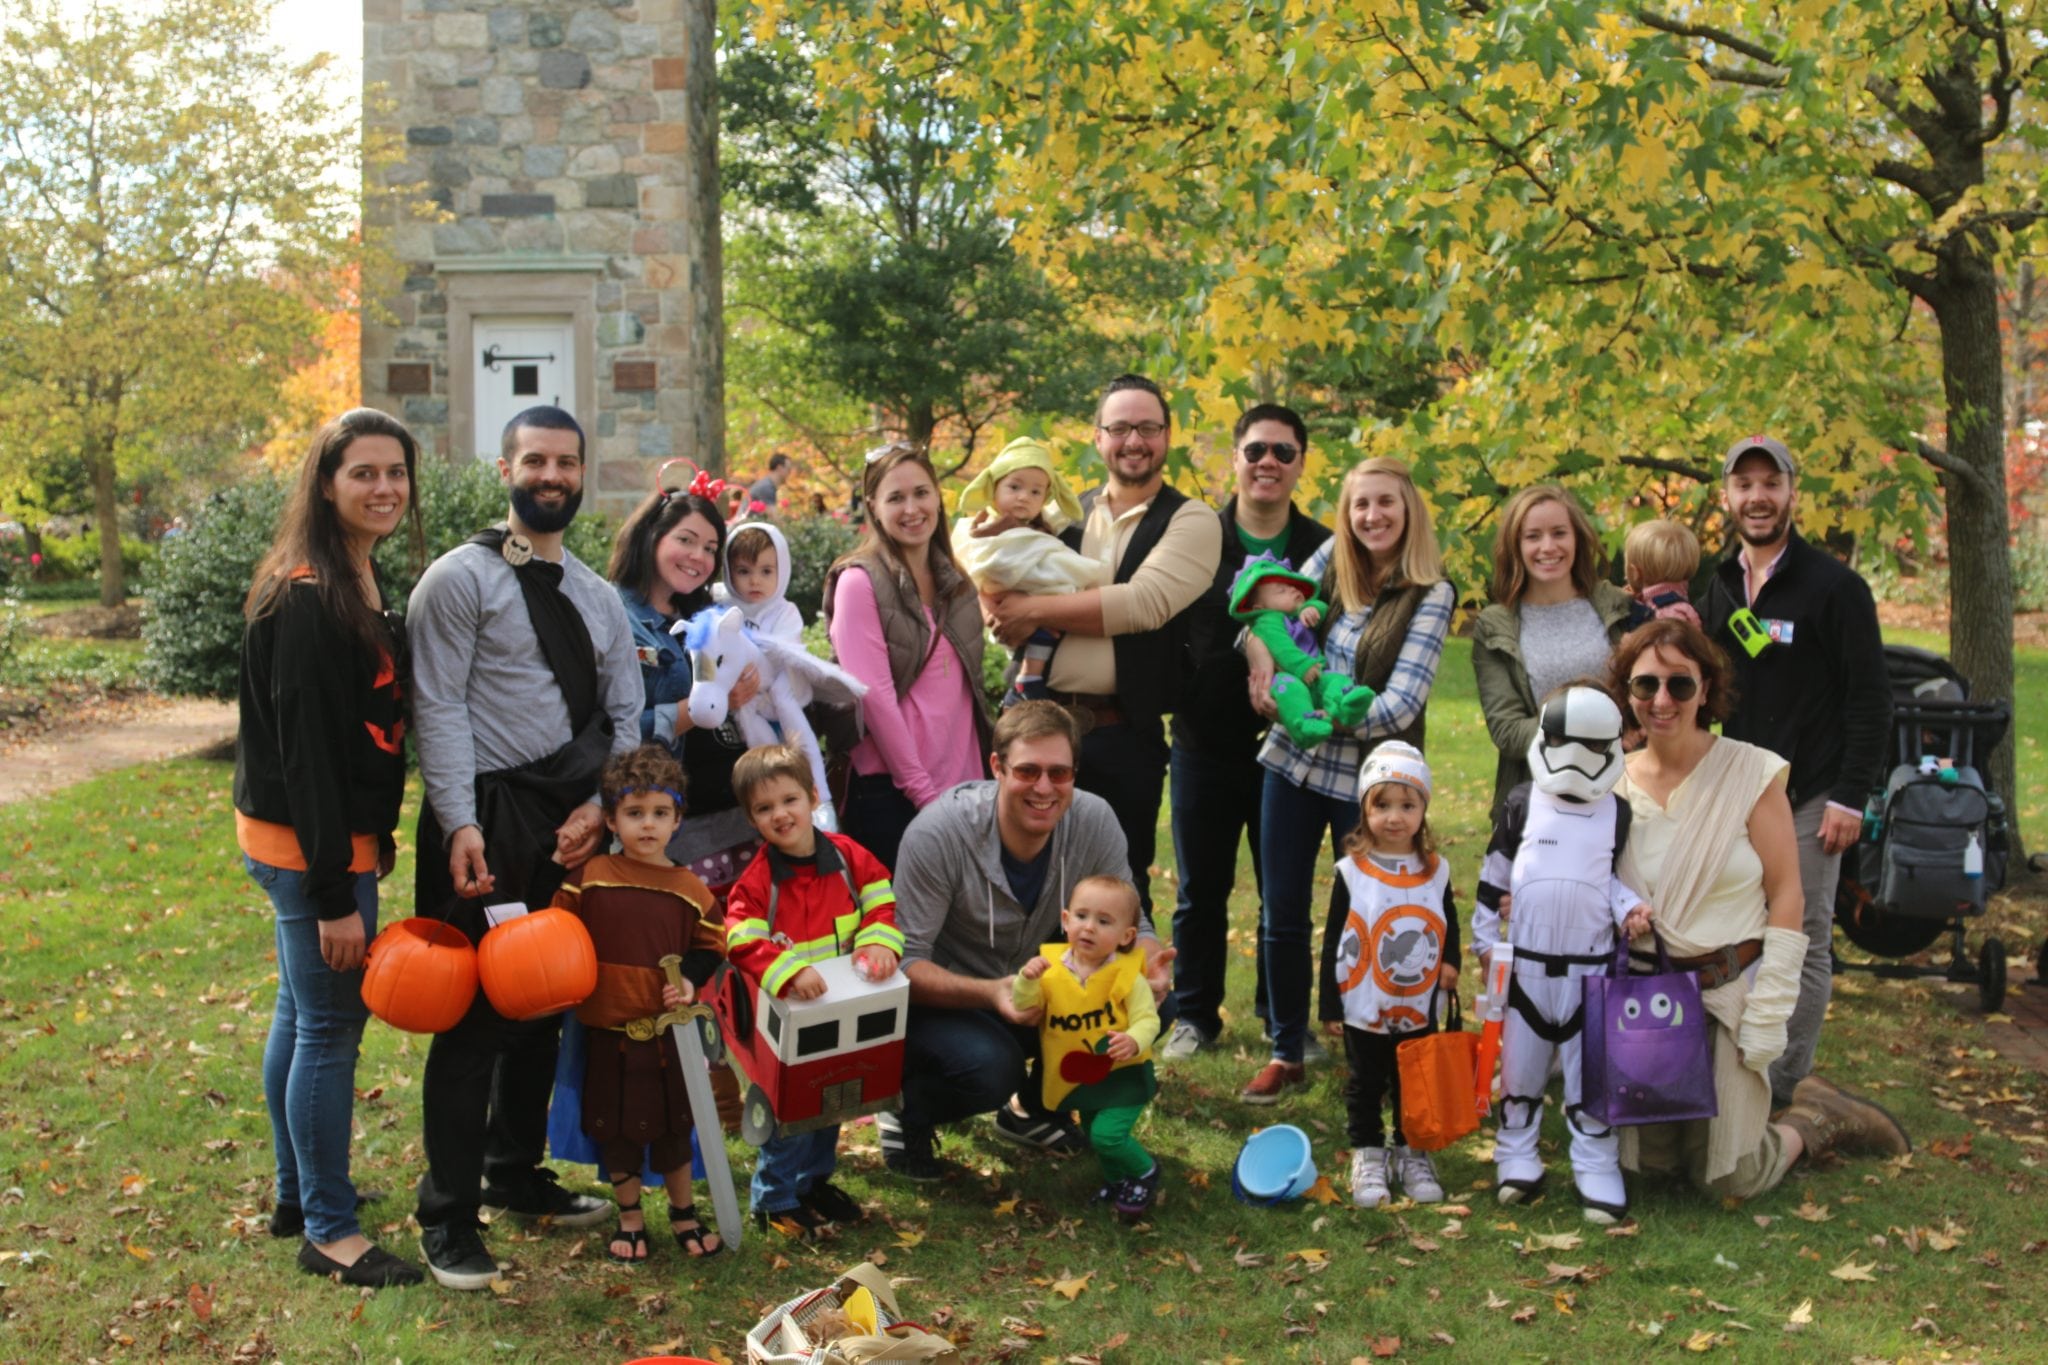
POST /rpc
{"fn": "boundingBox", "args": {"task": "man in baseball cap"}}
[1701,432,1890,1111]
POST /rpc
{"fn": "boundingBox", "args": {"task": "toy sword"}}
[1472,943,1514,1121]
[659,954,743,1252]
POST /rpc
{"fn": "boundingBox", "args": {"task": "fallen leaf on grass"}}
[994,1198,1019,1217]
[125,1240,152,1262]
[186,1283,214,1323]
[1286,1248,1330,1265]
[1785,1299,1814,1332]
[1154,1303,1177,1317]
[1429,1330,1456,1345]
[1829,1258,1879,1283]
[1554,1291,1576,1315]
[1712,1253,1739,1270]
[1369,1335,1401,1357]
[1510,1305,1537,1324]
[1927,1132,1974,1160]
[119,1174,148,1196]
[1604,1221,1640,1238]
[1232,1247,1269,1268]
[1520,1232,1582,1254]
[1484,1290,1511,1310]
[1303,1176,1342,1205]
[894,1227,925,1249]
[1544,1263,1590,1283]
[1792,1201,1831,1223]
[1052,1271,1092,1300]
[1683,1329,1724,1352]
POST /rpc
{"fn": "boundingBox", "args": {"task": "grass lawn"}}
[1,637,2043,1363]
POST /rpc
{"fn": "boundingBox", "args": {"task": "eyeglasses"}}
[1627,673,1701,702]
[1097,422,1167,441]
[1239,440,1300,465]
[1003,762,1077,786]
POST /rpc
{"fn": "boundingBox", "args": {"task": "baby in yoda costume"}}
[1229,552,1377,747]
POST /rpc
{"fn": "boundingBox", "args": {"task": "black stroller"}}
[1833,644,2013,1011]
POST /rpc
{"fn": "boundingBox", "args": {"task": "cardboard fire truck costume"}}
[1472,686,1643,1224]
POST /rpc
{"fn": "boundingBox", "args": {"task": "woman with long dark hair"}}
[821,443,991,871]
[234,408,426,1287]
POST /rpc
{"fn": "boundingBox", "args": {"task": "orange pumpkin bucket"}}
[476,907,598,1020]
[361,918,477,1033]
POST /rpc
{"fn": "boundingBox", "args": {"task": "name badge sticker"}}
[1763,618,1795,645]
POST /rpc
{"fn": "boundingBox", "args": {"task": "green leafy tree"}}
[0,0,368,606]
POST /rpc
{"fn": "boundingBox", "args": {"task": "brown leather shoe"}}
[1239,1060,1306,1106]
[1782,1075,1910,1161]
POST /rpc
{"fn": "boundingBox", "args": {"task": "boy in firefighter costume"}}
[1473,685,1654,1225]
[1011,875,1162,1220]
[1227,552,1379,748]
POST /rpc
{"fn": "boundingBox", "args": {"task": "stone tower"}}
[360,0,721,512]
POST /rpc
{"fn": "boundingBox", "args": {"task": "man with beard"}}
[1702,434,1889,1110]
[406,406,645,1289]
[983,375,1221,930]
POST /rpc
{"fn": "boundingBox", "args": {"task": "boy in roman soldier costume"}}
[1474,685,1653,1225]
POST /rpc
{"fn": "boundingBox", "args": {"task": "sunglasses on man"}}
[1238,440,1300,465]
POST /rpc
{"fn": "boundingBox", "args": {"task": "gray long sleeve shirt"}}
[407,540,643,837]
[892,781,1145,980]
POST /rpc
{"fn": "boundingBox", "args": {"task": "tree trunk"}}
[89,435,124,607]
[683,0,725,473]
[1929,253,2024,858]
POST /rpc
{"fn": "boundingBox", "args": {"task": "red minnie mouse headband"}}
[655,458,725,503]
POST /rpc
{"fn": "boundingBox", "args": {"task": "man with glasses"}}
[880,702,1170,1178]
[984,374,1222,925]
[1157,404,1333,1061]
[1701,434,1890,1110]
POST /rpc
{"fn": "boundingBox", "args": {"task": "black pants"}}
[1342,1022,1433,1149]
[416,989,565,1230]
[897,1006,1052,1133]
[841,771,920,875]
[1167,737,1269,1038]
[1076,715,1168,919]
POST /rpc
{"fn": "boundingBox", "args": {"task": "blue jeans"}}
[1256,770,1359,1065]
[1167,739,1268,1040]
[751,1126,840,1214]
[248,855,378,1244]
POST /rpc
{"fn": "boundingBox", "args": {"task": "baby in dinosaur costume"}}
[1229,552,1379,747]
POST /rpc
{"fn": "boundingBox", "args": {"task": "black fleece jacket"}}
[1701,532,1891,810]
[233,580,409,920]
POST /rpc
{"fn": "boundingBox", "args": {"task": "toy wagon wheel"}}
[695,1010,725,1065]
[1978,937,2007,1014]
[740,1083,777,1146]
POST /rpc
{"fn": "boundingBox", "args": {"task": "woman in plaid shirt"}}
[1239,457,1456,1103]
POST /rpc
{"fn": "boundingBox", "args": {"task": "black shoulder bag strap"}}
[468,527,599,731]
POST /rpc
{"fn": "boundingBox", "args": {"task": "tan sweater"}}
[1046,493,1221,695]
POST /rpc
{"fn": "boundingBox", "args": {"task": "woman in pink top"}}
[823,443,993,871]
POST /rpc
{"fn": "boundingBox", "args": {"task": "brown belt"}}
[1634,938,1762,990]
[1052,691,1125,726]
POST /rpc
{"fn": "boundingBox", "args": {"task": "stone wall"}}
[360,0,720,512]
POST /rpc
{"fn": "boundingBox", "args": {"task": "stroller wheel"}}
[1979,937,2007,1013]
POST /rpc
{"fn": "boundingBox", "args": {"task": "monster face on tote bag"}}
[1580,931,1717,1127]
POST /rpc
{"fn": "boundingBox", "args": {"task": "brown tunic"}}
[554,856,739,1147]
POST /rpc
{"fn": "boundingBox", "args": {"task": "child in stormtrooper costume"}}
[1473,685,1652,1225]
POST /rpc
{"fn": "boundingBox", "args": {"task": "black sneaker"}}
[801,1179,865,1225]
[1112,1164,1160,1220]
[875,1111,952,1183]
[992,1105,1084,1156]
[755,1202,832,1242]
[418,1223,500,1292]
[298,1239,425,1289]
[479,1169,611,1229]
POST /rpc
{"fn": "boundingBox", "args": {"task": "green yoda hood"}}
[1227,552,1321,621]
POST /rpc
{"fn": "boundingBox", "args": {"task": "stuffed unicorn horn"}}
[674,605,867,832]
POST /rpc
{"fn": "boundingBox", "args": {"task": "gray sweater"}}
[893,781,1142,980]
[408,540,642,836]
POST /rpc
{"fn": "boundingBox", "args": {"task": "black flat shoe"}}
[268,1191,378,1239]
[297,1239,425,1288]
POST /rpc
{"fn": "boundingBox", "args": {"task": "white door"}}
[473,316,575,459]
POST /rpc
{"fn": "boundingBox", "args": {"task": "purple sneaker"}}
[1112,1164,1160,1220]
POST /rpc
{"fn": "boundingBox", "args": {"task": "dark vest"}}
[1332,574,1438,756]
[1060,483,1195,732]
[821,548,993,753]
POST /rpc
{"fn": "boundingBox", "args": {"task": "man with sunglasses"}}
[1701,434,1890,1110]
[1157,403,1333,1061]
[982,374,1222,924]
[882,702,1170,1179]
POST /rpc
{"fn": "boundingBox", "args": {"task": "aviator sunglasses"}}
[1627,673,1700,702]
[1239,440,1300,465]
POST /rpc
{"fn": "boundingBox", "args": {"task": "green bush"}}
[0,589,27,675]
[144,458,616,699]
[779,513,860,621]
[142,478,289,698]
[34,532,154,585]
[2014,526,2048,614]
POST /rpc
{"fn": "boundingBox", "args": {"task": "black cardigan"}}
[233,580,409,920]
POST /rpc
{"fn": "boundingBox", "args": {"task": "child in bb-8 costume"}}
[1473,685,1654,1225]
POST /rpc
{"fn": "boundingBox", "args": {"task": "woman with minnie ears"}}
[234,408,426,1287]
[820,442,992,872]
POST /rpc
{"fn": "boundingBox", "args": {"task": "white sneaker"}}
[1395,1146,1443,1203]
[1157,1019,1210,1062]
[1349,1147,1390,1209]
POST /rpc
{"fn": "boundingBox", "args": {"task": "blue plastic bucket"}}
[1232,1124,1316,1204]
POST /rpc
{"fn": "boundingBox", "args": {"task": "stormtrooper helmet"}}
[1527,685,1624,802]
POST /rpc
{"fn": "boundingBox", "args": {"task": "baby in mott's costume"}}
[1009,875,1161,1219]
[1228,552,1378,747]
[952,437,1111,706]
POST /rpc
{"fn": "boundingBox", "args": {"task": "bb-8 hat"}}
[1358,741,1431,804]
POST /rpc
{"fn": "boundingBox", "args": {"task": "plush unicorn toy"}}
[673,588,867,833]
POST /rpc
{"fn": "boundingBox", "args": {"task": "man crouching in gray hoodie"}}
[875,701,1177,1181]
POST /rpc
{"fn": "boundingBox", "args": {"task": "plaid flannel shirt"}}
[1257,540,1455,801]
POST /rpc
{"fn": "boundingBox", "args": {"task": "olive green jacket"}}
[1470,580,1637,817]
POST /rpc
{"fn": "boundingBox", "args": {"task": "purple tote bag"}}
[1579,930,1718,1127]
